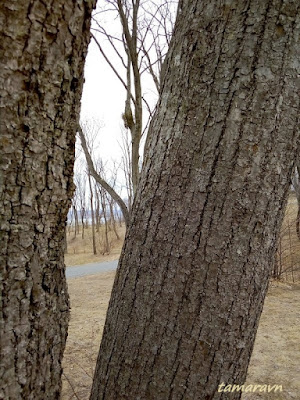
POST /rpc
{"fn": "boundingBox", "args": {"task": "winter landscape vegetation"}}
[1,1,300,399]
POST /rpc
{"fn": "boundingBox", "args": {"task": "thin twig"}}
[62,372,81,400]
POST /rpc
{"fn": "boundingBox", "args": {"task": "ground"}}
[65,224,126,267]
[243,280,300,400]
[62,272,115,400]
[62,199,300,399]
[62,273,300,400]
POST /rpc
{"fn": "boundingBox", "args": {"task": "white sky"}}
[78,37,157,194]
[80,38,125,163]
[77,1,176,192]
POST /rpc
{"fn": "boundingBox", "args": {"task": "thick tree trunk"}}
[91,1,300,399]
[0,1,95,399]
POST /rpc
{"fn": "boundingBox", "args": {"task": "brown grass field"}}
[62,198,300,399]
[65,224,126,267]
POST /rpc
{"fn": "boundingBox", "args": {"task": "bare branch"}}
[140,42,160,91]
[78,125,130,227]
[89,0,178,198]
[91,32,136,106]
[62,373,81,400]
[92,18,127,67]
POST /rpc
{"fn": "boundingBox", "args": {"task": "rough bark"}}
[91,1,300,399]
[0,1,95,399]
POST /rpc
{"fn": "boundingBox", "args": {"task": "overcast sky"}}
[80,37,125,163]
[77,1,176,192]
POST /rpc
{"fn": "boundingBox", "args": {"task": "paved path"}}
[66,259,118,279]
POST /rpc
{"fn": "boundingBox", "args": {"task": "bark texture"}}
[0,1,95,398]
[91,0,300,399]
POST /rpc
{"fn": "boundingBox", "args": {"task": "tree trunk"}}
[296,204,300,240]
[88,172,97,255]
[95,184,101,232]
[73,204,79,237]
[64,227,68,254]
[109,199,120,240]
[78,126,130,227]
[81,206,85,239]
[91,1,300,399]
[0,1,95,399]
[99,187,110,255]
[291,163,300,240]
[117,0,143,195]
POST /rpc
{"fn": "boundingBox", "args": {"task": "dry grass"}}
[65,196,300,274]
[62,274,300,400]
[62,272,116,400]
[243,281,300,400]
[62,196,300,399]
[65,224,126,267]
[276,195,300,282]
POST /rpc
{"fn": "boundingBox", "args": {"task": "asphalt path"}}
[66,259,118,279]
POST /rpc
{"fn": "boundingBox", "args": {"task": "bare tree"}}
[107,162,122,240]
[88,171,97,255]
[119,128,134,212]
[108,197,120,240]
[79,0,177,224]
[94,182,102,233]
[78,125,130,227]
[291,162,300,240]
[90,1,300,398]
[97,183,111,255]
[71,187,80,237]
[75,170,87,239]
